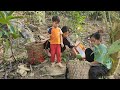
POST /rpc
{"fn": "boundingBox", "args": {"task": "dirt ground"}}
[0,59,66,79]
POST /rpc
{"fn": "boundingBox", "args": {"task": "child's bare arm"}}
[72,47,78,55]
[60,34,64,47]
[60,29,64,47]
[48,33,51,39]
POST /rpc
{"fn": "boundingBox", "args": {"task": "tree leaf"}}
[0,27,9,38]
[2,30,9,37]
[0,11,5,19]
[108,39,120,55]
[7,25,15,34]
[12,33,20,39]
[62,58,67,62]
[6,16,23,21]
[0,18,8,24]
[6,11,14,16]
[0,31,2,38]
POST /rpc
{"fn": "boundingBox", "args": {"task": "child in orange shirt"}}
[48,16,64,68]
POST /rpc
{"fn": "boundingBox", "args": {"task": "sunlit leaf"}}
[2,30,9,37]
[6,11,14,16]
[0,27,9,38]
[7,25,15,34]
[108,39,120,55]
[12,33,20,39]
[0,11,5,19]
[6,16,23,21]
[0,18,8,24]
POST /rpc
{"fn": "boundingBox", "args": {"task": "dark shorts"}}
[43,38,74,53]
[85,48,94,62]
[89,64,109,79]
[85,48,109,79]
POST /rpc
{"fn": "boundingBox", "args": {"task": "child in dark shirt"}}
[44,26,74,57]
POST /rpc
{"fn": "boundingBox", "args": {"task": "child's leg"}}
[56,44,61,63]
[56,44,64,67]
[50,44,56,63]
[47,49,51,57]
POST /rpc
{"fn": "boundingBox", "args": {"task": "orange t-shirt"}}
[48,27,63,44]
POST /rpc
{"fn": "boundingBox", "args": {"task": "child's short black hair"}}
[52,16,60,23]
[93,32,101,40]
[61,26,69,33]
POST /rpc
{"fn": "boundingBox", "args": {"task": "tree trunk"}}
[108,25,120,75]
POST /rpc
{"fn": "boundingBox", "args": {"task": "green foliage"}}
[76,54,82,60]
[101,11,120,44]
[81,11,103,20]
[107,39,120,55]
[0,11,23,25]
[46,11,86,33]
[23,11,45,25]
[0,11,23,38]
[69,11,86,32]
[62,57,67,62]
[5,11,14,16]
[108,11,120,22]
[0,11,23,60]
[0,31,2,38]
[62,50,70,62]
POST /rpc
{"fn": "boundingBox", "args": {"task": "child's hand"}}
[61,43,64,47]
[48,52,51,57]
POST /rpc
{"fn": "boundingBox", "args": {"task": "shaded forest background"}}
[0,11,120,79]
